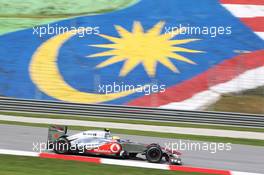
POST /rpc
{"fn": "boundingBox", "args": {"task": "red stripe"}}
[240,17,264,32]
[39,152,231,175]
[39,153,101,164]
[127,50,264,107]
[220,0,264,5]
[169,165,231,175]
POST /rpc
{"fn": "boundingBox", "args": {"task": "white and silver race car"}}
[47,125,182,165]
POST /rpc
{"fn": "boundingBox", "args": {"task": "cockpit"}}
[80,129,114,139]
[105,132,112,139]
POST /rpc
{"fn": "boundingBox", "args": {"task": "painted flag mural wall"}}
[0,0,263,110]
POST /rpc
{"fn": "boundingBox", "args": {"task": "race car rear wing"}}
[47,125,67,149]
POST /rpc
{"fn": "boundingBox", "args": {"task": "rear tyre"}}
[146,145,162,163]
[54,137,70,154]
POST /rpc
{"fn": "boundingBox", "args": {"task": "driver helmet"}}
[112,136,120,141]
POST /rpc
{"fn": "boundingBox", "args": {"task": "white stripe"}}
[210,66,264,94]
[160,91,220,110]
[231,171,264,175]
[101,158,169,170]
[222,4,264,18]
[255,32,264,40]
[160,66,264,111]
[0,115,264,140]
[0,149,39,157]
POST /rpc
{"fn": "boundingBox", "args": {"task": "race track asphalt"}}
[0,124,263,173]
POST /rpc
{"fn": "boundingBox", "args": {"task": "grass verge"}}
[0,0,137,35]
[207,86,264,114]
[0,120,263,147]
[0,155,209,175]
[0,111,263,133]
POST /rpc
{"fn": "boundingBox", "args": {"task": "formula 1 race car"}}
[47,125,182,165]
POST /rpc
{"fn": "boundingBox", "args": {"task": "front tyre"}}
[54,137,70,154]
[146,145,162,163]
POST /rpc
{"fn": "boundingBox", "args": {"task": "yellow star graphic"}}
[87,21,203,77]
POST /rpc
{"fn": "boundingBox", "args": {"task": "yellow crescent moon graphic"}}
[30,30,141,103]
